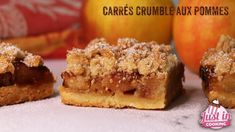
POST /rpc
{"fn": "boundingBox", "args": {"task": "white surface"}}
[0,60,234,132]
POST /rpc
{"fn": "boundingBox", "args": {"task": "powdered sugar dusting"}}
[24,53,43,67]
[201,35,235,79]
[0,42,43,68]
[66,38,179,78]
[0,42,26,61]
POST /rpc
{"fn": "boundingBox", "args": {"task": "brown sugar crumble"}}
[0,43,43,74]
[201,35,235,80]
[65,38,179,79]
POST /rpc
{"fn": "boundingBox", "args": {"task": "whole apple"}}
[81,0,174,44]
[173,0,235,74]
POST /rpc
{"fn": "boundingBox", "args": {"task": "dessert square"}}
[0,43,55,106]
[60,38,184,109]
[200,35,235,108]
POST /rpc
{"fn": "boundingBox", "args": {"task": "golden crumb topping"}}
[216,35,235,53]
[0,43,43,74]
[66,38,180,78]
[24,53,43,67]
[0,56,15,74]
[0,43,25,61]
[201,35,235,79]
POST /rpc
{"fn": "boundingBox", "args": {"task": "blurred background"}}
[0,0,83,58]
[0,0,178,58]
[0,0,234,74]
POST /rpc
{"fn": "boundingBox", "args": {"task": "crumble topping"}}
[0,43,43,74]
[24,53,43,67]
[216,35,235,53]
[0,56,15,74]
[66,38,180,78]
[201,35,235,80]
[117,38,138,49]
[0,43,25,61]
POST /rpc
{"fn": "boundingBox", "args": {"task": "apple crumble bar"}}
[200,35,235,108]
[60,38,184,109]
[0,43,55,106]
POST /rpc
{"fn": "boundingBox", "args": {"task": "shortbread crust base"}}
[0,83,54,106]
[60,86,167,109]
[207,91,235,109]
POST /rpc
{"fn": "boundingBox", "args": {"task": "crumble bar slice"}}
[0,43,55,106]
[60,38,184,109]
[200,35,235,108]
